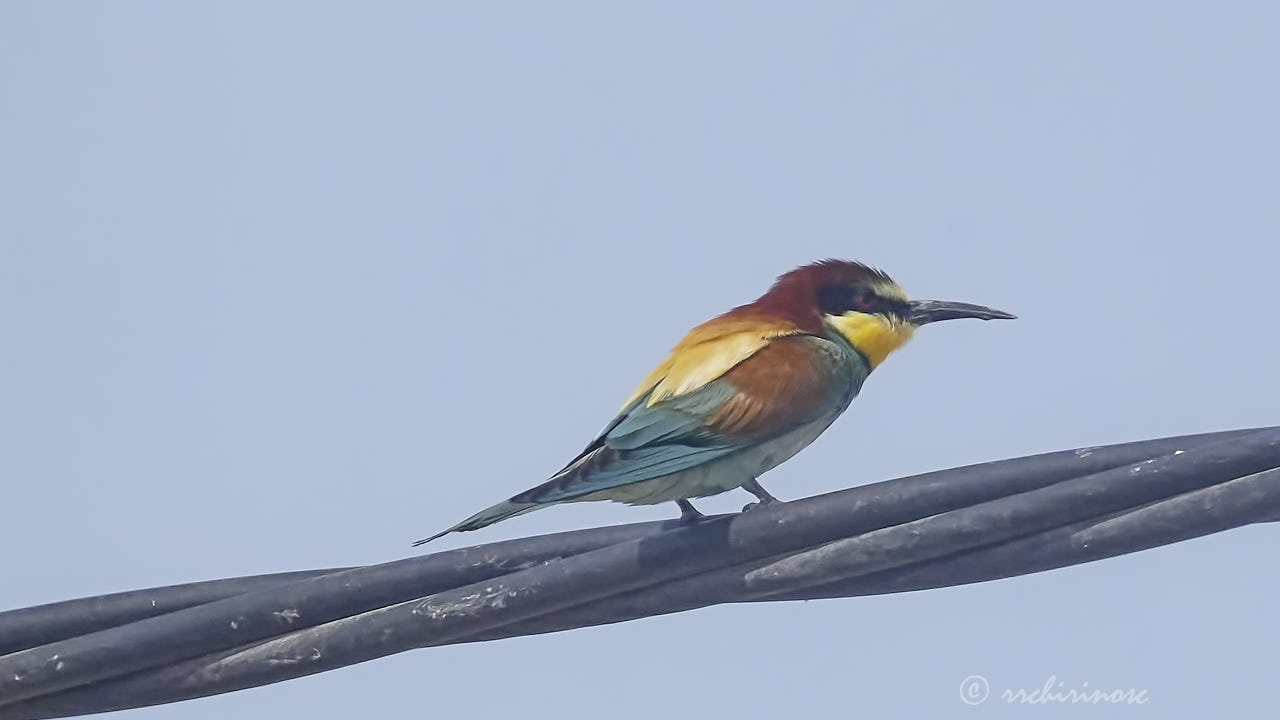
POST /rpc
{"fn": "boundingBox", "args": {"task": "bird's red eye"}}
[817,284,882,315]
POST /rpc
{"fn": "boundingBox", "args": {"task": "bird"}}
[413,259,1014,546]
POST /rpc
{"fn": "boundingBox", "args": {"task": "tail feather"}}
[412,499,540,547]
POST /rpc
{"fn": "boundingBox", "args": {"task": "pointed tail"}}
[411,499,541,547]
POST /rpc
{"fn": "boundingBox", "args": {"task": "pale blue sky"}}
[2,2,1278,718]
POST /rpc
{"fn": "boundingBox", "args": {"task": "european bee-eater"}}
[414,259,1013,546]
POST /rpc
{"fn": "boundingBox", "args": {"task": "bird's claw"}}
[676,499,707,523]
[740,498,777,513]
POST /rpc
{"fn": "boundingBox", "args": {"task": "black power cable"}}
[0,427,1276,719]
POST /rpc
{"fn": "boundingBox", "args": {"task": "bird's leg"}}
[740,478,780,512]
[676,498,707,523]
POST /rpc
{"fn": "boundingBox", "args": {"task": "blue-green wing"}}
[514,336,852,504]
[515,385,739,503]
[413,335,861,544]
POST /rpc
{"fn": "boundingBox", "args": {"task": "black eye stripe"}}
[816,285,855,315]
[818,284,911,318]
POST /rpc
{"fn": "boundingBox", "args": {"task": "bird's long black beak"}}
[909,299,1017,325]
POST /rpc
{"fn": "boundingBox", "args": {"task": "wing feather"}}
[622,314,801,408]
[517,332,852,505]
[706,337,845,436]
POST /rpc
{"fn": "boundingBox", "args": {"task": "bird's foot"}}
[740,478,780,512]
[676,499,707,523]
[680,508,708,522]
[740,497,778,513]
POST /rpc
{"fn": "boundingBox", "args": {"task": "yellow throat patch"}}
[826,311,915,369]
